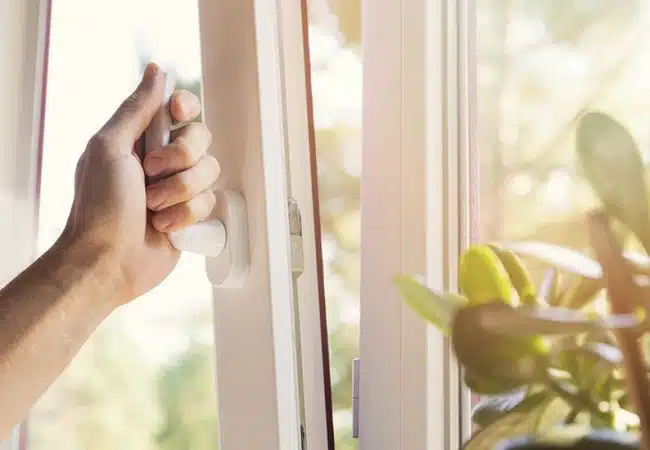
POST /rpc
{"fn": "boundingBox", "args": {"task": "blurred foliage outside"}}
[25,0,650,449]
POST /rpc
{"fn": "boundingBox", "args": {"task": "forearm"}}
[0,235,119,437]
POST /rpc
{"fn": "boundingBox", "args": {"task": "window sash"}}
[360,0,475,447]
[198,0,332,448]
[0,0,51,449]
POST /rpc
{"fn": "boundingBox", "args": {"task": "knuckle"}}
[77,150,88,166]
[88,132,112,151]
[87,133,118,161]
[74,152,88,183]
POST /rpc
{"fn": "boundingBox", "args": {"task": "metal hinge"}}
[352,358,360,438]
[288,198,305,277]
[289,198,307,449]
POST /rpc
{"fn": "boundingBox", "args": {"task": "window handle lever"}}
[144,71,250,288]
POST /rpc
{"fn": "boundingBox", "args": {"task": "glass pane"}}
[476,0,647,424]
[31,1,217,449]
[307,1,362,448]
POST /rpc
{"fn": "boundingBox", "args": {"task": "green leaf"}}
[539,269,560,307]
[472,390,527,428]
[576,111,650,253]
[558,277,602,310]
[496,425,590,449]
[623,251,650,274]
[453,303,549,392]
[554,342,623,391]
[556,342,623,368]
[394,275,467,334]
[459,245,514,305]
[490,245,537,305]
[463,392,570,450]
[505,242,602,279]
[474,304,642,336]
[496,427,639,449]
[464,371,526,396]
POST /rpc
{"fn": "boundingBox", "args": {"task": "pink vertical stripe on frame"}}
[20,0,52,447]
[33,0,52,230]
[298,0,336,447]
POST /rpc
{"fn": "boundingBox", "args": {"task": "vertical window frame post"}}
[198,0,333,448]
[360,0,475,448]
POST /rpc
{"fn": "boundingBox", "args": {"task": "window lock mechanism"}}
[288,198,305,277]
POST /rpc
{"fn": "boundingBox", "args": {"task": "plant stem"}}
[588,212,650,450]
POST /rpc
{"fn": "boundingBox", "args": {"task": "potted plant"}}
[395,112,650,449]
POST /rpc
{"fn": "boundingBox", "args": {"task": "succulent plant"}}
[396,112,650,449]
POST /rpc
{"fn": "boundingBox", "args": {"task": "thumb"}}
[98,63,164,150]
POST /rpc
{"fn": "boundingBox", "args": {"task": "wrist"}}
[52,231,129,311]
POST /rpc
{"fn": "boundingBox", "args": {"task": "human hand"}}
[64,63,219,305]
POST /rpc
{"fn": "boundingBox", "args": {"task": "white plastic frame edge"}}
[0,0,51,449]
[427,0,476,446]
[360,0,475,448]
[198,0,331,448]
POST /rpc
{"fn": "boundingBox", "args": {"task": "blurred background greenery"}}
[477,0,646,265]
[25,0,650,449]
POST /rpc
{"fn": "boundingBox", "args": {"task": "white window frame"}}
[0,1,51,449]
[198,1,333,449]
[359,0,476,448]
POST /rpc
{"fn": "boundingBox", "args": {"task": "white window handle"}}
[144,71,250,288]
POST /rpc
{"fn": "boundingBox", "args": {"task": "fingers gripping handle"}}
[143,71,250,288]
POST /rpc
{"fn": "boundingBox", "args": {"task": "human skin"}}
[0,63,219,438]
